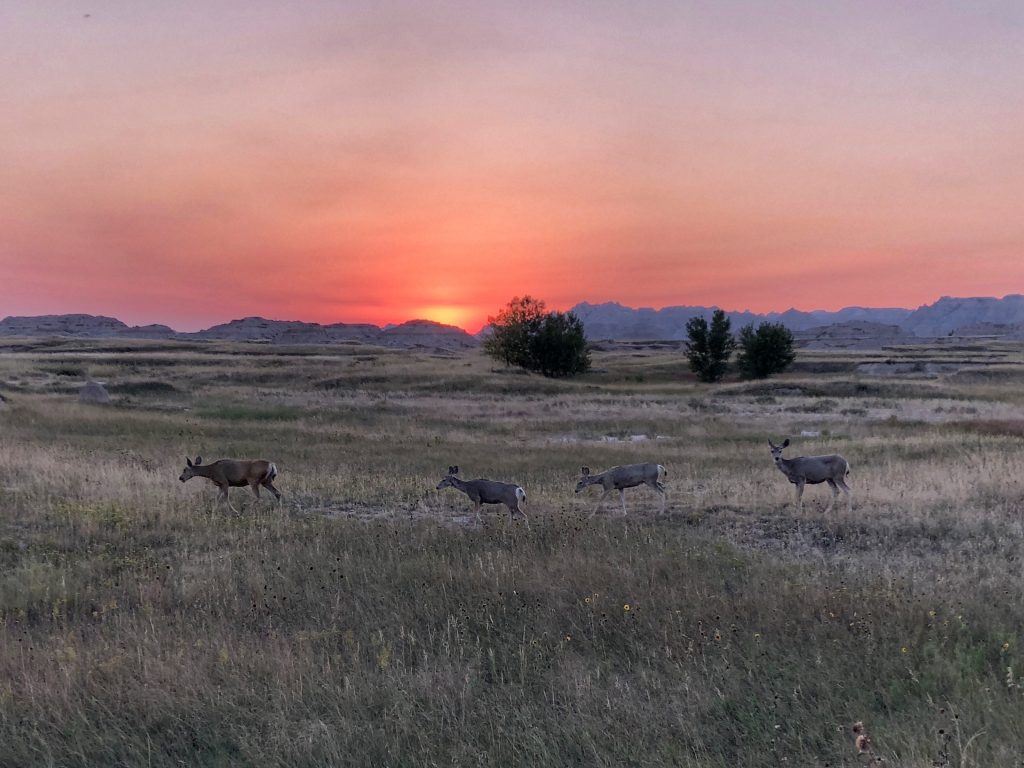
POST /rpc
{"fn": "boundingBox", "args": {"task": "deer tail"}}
[516,487,526,505]
[657,464,667,481]
[266,462,278,482]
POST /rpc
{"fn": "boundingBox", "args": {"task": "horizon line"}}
[3,293,1022,336]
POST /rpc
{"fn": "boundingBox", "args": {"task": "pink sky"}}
[2,1,1023,331]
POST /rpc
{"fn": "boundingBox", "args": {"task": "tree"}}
[736,322,796,379]
[483,297,591,377]
[527,311,590,377]
[482,296,547,368]
[685,309,736,382]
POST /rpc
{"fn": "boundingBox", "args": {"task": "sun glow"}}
[416,305,479,330]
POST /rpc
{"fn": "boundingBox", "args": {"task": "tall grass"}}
[1,339,1023,766]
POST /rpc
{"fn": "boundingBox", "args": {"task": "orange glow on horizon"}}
[3,4,1024,330]
[414,305,481,330]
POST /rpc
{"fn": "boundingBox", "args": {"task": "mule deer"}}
[436,466,528,526]
[179,455,281,512]
[575,463,667,515]
[768,438,850,512]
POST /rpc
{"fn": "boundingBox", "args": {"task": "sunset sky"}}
[3,1,1023,331]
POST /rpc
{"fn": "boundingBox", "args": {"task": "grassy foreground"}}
[1,338,1024,766]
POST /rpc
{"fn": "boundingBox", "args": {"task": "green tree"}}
[484,297,591,377]
[482,296,547,368]
[736,321,796,379]
[685,309,736,382]
[527,311,591,377]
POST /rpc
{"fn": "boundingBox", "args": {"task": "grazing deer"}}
[435,466,528,526]
[768,438,851,512]
[179,456,281,512]
[575,463,667,515]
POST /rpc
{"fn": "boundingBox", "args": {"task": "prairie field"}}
[2,337,1024,767]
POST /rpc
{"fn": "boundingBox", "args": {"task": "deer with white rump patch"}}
[179,456,281,512]
[436,466,528,526]
[768,438,850,512]
[575,463,667,515]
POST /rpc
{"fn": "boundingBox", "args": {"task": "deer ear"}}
[195,455,203,465]
[452,465,459,475]
[186,457,193,467]
[581,466,590,476]
[781,439,789,448]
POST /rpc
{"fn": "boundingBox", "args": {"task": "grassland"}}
[1,337,1024,766]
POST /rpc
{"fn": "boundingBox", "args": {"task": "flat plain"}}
[1,337,1024,767]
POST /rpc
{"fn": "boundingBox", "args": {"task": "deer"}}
[768,438,851,512]
[575,463,667,515]
[179,455,281,512]
[435,466,529,527]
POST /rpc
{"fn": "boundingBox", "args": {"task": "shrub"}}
[482,296,547,369]
[736,322,796,379]
[685,309,736,382]
[527,311,590,378]
[484,297,591,378]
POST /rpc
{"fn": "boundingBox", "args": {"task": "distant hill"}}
[570,297,1024,342]
[0,314,176,339]
[792,321,917,350]
[379,319,479,349]
[900,295,1024,337]
[4,295,1024,346]
[0,314,478,350]
[569,302,913,341]
[189,317,381,344]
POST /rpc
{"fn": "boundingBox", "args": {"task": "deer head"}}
[436,465,460,490]
[767,439,790,467]
[575,466,594,493]
[179,455,203,482]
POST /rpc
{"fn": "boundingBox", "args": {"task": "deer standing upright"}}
[575,463,667,515]
[179,456,281,512]
[768,438,850,512]
[436,466,528,526]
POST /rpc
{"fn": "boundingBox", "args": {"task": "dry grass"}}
[1,337,1024,766]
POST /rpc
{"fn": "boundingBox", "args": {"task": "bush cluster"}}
[484,296,591,378]
[686,311,795,381]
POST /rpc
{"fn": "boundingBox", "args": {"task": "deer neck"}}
[191,464,218,480]
[776,457,800,480]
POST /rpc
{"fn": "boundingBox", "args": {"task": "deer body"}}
[575,463,667,515]
[179,456,281,512]
[436,466,528,526]
[768,439,850,512]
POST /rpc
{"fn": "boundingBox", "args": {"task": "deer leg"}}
[218,485,239,514]
[650,480,667,514]
[837,477,852,509]
[263,480,283,502]
[508,503,529,528]
[593,489,611,517]
[619,489,627,515]
[794,480,805,512]
[825,479,839,513]
[250,482,261,500]
[474,500,483,525]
